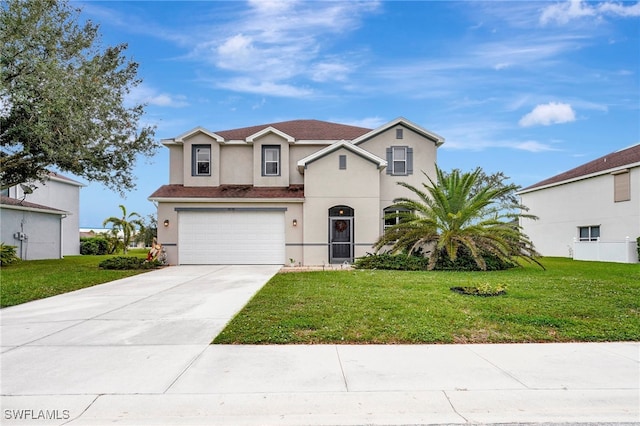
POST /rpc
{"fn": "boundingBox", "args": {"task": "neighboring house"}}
[518,144,640,263]
[1,172,83,259]
[149,118,444,265]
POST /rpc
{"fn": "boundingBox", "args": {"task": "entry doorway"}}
[329,205,354,263]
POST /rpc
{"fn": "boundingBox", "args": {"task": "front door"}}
[330,217,353,263]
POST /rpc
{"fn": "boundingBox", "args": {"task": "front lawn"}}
[214,258,640,344]
[0,250,150,308]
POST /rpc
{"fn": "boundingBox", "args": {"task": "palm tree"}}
[374,167,543,270]
[102,205,143,254]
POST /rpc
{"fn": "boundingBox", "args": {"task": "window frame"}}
[613,170,630,202]
[392,146,407,175]
[383,207,410,232]
[192,144,211,176]
[262,145,281,177]
[578,225,600,242]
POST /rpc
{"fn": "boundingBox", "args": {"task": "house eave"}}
[148,197,305,203]
[0,203,70,216]
[517,161,640,195]
[163,126,225,145]
[353,117,445,147]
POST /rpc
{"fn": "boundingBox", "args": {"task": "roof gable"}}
[353,117,445,146]
[520,144,640,193]
[163,126,225,145]
[297,140,387,173]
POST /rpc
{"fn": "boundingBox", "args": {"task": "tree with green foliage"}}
[103,205,143,254]
[134,214,157,247]
[0,0,156,192]
[374,167,544,270]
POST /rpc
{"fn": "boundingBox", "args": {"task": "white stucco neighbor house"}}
[149,118,444,265]
[1,172,84,260]
[518,144,640,263]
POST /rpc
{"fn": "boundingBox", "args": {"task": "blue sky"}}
[70,0,639,227]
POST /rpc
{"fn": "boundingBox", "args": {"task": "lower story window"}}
[578,225,600,241]
[384,208,409,232]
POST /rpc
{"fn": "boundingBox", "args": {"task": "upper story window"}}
[386,146,413,176]
[192,145,211,176]
[578,225,600,241]
[396,128,403,139]
[262,145,280,176]
[613,170,630,202]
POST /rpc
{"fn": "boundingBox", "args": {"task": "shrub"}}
[0,243,20,266]
[355,247,516,272]
[98,256,161,270]
[80,237,109,255]
[354,252,430,271]
[637,236,640,259]
[433,247,516,271]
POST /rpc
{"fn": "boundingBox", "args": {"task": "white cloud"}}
[192,1,380,97]
[126,85,188,108]
[217,78,313,98]
[335,116,387,129]
[540,0,640,25]
[512,141,560,152]
[519,102,576,127]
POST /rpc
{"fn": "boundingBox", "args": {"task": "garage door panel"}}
[178,211,285,265]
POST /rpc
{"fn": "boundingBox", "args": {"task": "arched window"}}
[328,205,354,217]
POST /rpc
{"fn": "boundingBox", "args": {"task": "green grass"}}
[214,258,640,344]
[0,250,150,308]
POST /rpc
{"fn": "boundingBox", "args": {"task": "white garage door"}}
[178,209,285,265]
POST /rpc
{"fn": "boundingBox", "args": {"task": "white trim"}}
[297,140,387,173]
[0,203,69,216]
[246,126,295,143]
[517,161,640,195]
[148,197,304,203]
[48,175,85,187]
[163,126,225,145]
[353,117,445,147]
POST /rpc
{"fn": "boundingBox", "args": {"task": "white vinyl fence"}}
[573,237,639,263]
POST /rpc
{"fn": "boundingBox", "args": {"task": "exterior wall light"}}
[163,219,170,227]
[292,219,298,227]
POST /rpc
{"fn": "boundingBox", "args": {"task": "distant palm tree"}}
[375,167,543,270]
[102,205,143,254]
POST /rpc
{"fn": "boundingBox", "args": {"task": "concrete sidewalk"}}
[1,265,638,425]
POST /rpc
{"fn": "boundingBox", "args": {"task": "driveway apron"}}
[0,266,279,399]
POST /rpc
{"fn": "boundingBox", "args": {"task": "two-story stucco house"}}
[149,117,444,265]
[518,144,640,263]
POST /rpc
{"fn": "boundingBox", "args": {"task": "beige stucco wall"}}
[182,133,220,187]
[302,148,382,264]
[251,134,290,187]
[520,167,640,257]
[168,145,183,184]
[156,200,303,265]
[220,145,253,184]
[290,145,323,184]
[356,125,438,225]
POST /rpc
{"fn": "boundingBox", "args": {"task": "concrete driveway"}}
[1,265,639,425]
